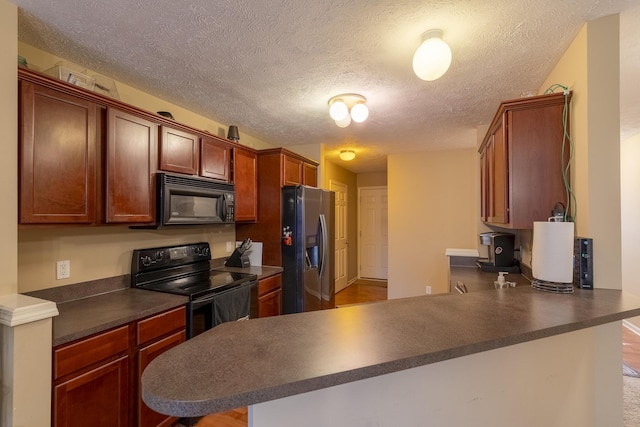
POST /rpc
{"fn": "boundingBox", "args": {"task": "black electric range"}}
[131,242,258,338]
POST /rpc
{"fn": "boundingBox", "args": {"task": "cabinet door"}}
[105,108,157,223]
[159,125,199,175]
[282,155,303,186]
[479,148,488,222]
[137,331,185,427]
[258,274,282,317]
[234,147,258,222]
[19,80,97,224]
[200,136,231,182]
[259,288,282,317]
[488,122,508,224]
[54,356,129,427]
[303,162,318,187]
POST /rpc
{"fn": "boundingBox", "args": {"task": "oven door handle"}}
[191,293,219,308]
[191,280,258,309]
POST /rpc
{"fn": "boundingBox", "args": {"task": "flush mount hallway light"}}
[339,150,356,161]
[328,93,368,127]
[412,29,452,81]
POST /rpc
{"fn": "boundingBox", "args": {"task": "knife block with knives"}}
[225,238,252,268]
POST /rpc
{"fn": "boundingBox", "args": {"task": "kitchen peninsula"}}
[142,286,640,426]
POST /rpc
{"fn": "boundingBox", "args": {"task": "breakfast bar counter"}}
[142,286,640,424]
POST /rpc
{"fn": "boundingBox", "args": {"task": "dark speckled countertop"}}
[141,286,640,418]
[52,289,188,346]
[26,264,283,347]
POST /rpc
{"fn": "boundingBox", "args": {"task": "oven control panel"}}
[132,242,211,273]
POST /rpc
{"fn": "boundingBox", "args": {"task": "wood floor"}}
[623,323,640,372]
[185,279,388,427]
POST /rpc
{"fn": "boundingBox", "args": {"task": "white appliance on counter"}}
[531,220,575,293]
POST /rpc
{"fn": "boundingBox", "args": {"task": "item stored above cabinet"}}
[478,92,572,229]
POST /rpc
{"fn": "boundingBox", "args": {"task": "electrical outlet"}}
[425,285,432,294]
[56,260,70,280]
[226,242,233,253]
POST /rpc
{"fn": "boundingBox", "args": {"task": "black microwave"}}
[156,173,235,226]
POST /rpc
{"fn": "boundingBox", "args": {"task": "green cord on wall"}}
[545,83,577,222]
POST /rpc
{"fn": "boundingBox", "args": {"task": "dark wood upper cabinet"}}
[282,155,303,186]
[105,107,157,224]
[19,80,98,224]
[233,146,258,222]
[303,162,318,187]
[236,148,318,266]
[159,125,199,175]
[200,136,231,182]
[478,92,571,229]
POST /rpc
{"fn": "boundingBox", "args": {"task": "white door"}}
[330,180,348,293]
[359,187,388,280]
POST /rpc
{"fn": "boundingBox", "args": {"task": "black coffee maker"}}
[477,232,520,273]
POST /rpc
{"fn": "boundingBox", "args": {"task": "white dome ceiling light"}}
[328,93,368,127]
[339,149,356,161]
[412,29,452,81]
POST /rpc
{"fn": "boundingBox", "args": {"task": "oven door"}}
[188,294,216,339]
[187,281,258,339]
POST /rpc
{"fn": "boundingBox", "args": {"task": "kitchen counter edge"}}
[141,286,640,417]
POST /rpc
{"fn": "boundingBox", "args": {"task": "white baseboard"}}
[623,319,640,336]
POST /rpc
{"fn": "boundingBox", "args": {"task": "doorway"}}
[358,187,388,280]
[330,180,348,293]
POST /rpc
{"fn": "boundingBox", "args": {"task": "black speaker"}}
[574,237,593,289]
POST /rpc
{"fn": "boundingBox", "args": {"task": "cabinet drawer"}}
[137,306,186,346]
[258,274,282,296]
[54,325,129,380]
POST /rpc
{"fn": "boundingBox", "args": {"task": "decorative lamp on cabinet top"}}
[227,125,240,142]
[412,29,452,81]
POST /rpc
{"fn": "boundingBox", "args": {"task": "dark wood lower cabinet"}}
[53,356,129,427]
[137,331,185,427]
[258,274,282,317]
[52,307,186,427]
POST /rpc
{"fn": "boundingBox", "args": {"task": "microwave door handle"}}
[220,194,228,221]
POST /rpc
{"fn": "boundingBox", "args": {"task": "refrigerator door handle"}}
[319,213,328,280]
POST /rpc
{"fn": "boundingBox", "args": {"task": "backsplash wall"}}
[18,225,235,293]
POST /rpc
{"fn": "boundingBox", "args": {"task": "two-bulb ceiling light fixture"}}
[412,29,452,81]
[328,93,368,128]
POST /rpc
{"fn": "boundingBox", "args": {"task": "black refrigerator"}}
[281,185,335,313]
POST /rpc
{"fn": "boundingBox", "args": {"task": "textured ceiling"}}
[14,0,640,173]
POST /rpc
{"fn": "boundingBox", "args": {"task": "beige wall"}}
[2,3,52,426]
[254,322,621,427]
[1,0,17,297]
[621,133,640,325]
[388,148,477,297]
[18,226,236,292]
[324,160,358,283]
[518,16,622,291]
[357,172,387,187]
